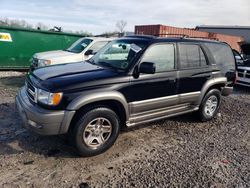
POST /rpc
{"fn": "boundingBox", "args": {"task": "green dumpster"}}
[0,26,86,70]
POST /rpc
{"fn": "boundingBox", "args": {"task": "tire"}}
[198,89,221,122]
[71,107,120,157]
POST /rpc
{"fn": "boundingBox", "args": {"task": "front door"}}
[127,43,178,115]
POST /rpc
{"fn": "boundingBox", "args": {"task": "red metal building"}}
[135,24,243,51]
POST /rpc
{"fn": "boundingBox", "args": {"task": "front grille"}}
[238,69,250,78]
[237,80,250,86]
[32,58,39,68]
[238,73,244,77]
[237,69,244,73]
[26,80,37,103]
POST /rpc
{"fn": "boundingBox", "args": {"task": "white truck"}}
[30,37,113,70]
[235,45,250,87]
[236,66,250,87]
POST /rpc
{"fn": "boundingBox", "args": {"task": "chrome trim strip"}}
[131,94,178,106]
[212,71,220,75]
[179,91,200,97]
[130,91,201,106]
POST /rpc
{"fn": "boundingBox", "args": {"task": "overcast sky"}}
[0,0,249,34]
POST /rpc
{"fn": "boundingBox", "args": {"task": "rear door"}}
[177,43,212,105]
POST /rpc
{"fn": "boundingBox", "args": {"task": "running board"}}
[126,106,199,127]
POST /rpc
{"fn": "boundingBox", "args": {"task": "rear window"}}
[205,43,235,71]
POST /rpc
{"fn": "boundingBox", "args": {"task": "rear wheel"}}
[198,89,221,122]
[71,107,120,157]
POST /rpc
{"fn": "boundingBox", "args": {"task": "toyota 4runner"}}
[16,36,236,156]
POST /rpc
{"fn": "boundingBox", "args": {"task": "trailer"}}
[0,26,85,70]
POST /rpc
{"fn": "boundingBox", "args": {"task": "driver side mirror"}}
[84,49,94,56]
[139,62,156,74]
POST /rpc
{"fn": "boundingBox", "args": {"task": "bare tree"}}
[116,20,127,34]
[36,22,48,30]
[0,18,33,28]
[0,18,92,35]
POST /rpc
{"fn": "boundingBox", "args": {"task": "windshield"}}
[90,39,148,71]
[66,38,93,53]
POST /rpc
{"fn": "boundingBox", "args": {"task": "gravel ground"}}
[0,72,250,188]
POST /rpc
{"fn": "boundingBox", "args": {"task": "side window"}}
[205,43,235,71]
[88,41,109,54]
[179,44,207,69]
[141,44,175,72]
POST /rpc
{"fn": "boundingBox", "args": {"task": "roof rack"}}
[156,33,188,38]
[126,34,219,42]
[125,35,156,39]
[155,33,219,41]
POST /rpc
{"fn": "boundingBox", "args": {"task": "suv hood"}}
[32,61,102,80]
[31,62,125,92]
[34,50,75,60]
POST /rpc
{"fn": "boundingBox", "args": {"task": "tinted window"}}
[179,44,207,69]
[88,41,109,54]
[205,43,235,71]
[141,44,175,72]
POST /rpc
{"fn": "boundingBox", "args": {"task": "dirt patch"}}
[0,73,250,187]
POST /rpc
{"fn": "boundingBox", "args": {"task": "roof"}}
[196,25,250,30]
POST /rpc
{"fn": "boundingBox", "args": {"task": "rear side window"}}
[205,43,235,71]
[179,44,207,69]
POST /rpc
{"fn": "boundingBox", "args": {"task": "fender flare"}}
[198,77,227,104]
[66,91,129,120]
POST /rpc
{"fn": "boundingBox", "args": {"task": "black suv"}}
[16,36,236,156]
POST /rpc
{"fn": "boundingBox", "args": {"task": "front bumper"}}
[236,77,250,87]
[15,87,75,135]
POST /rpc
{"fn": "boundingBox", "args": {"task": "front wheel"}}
[198,89,221,122]
[71,107,120,157]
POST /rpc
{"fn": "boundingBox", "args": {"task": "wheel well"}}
[68,100,127,132]
[206,83,225,93]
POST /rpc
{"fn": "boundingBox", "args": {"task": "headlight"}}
[37,89,63,106]
[38,59,51,67]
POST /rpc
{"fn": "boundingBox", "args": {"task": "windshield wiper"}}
[85,59,96,65]
[98,61,115,69]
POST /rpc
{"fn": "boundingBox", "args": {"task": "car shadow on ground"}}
[0,100,203,158]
